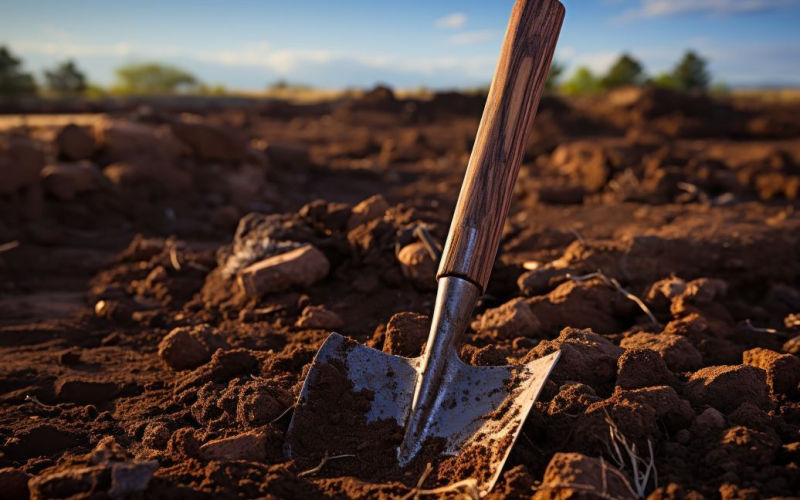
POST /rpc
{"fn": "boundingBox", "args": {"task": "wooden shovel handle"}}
[437,0,565,291]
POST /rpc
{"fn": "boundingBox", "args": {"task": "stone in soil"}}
[200,429,268,461]
[684,365,771,413]
[742,347,800,396]
[158,324,226,371]
[396,241,436,290]
[295,304,344,330]
[383,311,429,357]
[238,244,330,297]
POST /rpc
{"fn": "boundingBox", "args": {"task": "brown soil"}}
[1,85,799,499]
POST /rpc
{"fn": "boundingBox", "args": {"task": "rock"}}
[533,452,636,500]
[383,311,429,357]
[95,119,181,162]
[396,242,436,290]
[54,378,121,405]
[620,332,702,372]
[170,118,248,162]
[684,365,771,412]
[200,429,267,461]
[347,194,389,230]
[743,347,800,396]
[55,124,96,161]
[40,162,105,201]
[238,245,330,297]
[0,136,46,194]
[107,461,159,498]
[617,348,677,389]
[472,297,541,340]
[158,324,226,371]
[295,305,344,330]
[690,407,726,437]
[0,467,30,500]
[524,327,624,389]
[785,313,800,331]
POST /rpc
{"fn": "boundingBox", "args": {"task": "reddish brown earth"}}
[1,85,799,499]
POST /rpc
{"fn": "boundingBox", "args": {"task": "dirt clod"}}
[684,365,771,413]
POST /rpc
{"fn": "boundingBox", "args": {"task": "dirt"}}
[1,85,799,498]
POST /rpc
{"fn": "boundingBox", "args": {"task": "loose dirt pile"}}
[1,85,799,499]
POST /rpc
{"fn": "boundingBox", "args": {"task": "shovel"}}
[285,0,565,494]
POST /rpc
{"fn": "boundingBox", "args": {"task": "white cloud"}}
[11,39,135,58]
[449,30,497,44]
[435,13,467,29]
[617,0,799,21]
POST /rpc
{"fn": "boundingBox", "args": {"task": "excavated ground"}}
[1,86,799,499]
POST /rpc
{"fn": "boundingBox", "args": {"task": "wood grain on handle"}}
[437,0,565,291]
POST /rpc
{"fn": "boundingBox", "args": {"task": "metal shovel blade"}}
[285,332,560,495]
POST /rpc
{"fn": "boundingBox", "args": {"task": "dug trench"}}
[0,85,799,499]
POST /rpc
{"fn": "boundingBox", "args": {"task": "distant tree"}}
[600,53,645,88]
[44,60,88,96]
[545,60,565,91]
[672,50,710,91]
[561,66,601,95]
[0,46,37,97]
[652,72,678,89]
[112,62,198,95]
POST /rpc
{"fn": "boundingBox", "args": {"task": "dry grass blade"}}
[169,246,182,271]
[742,319,784,336]
[603,411,656,498]
[568,270,660,327]
[0,240,20,253]
[297,451,355,478]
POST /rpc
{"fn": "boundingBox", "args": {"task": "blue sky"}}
[2,0,799,90]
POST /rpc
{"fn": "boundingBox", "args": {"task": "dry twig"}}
[0,240,20,253]
[169,245,182,271]
[25,395,57,410]
[297,451,355,478]
[604,412,656,498]
[568,270,660,327]
[742,319,784,336]
[401,463,480,500]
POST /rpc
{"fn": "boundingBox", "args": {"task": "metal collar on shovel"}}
[286,0,565,494]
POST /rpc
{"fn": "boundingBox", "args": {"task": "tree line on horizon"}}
[546,50,716,95]
[1,44,715,99]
